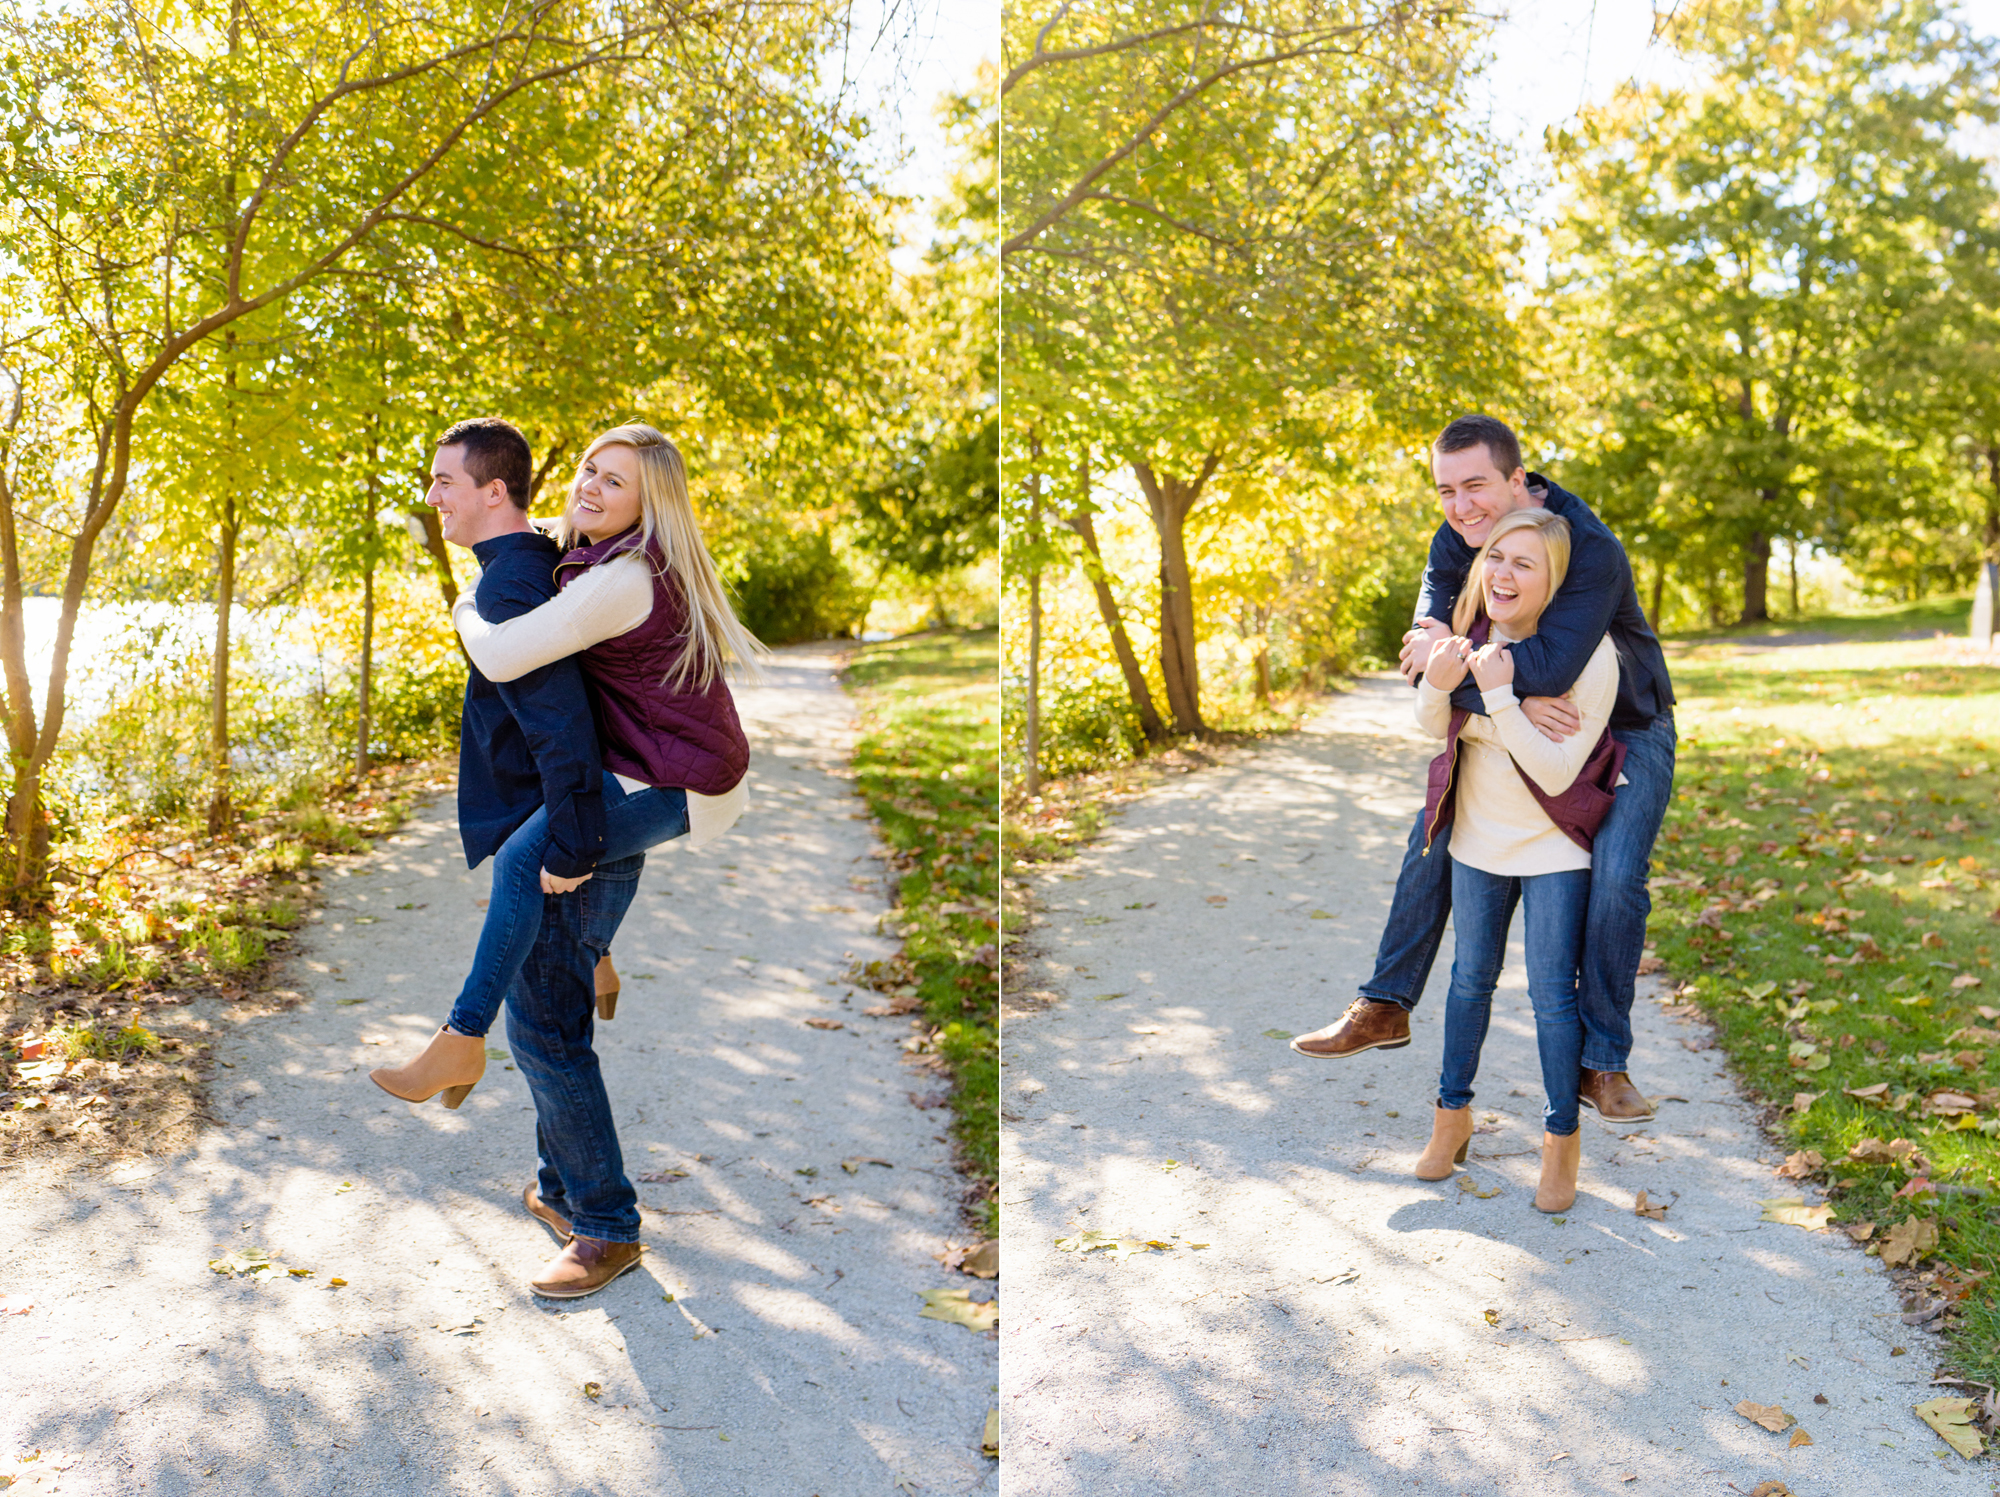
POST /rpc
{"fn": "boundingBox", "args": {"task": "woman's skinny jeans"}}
[1437,857,1590,1137]
[446,779,690,1038]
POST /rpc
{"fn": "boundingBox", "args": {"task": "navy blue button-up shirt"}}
[457,530,605,878]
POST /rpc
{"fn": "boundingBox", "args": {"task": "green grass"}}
[845,628,999,1235]
[1646,638,2000,1377]
[1665,591,1972,644]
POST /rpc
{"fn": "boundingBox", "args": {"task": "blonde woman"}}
[1410,508,1624,1212]
[371,424,764,1108]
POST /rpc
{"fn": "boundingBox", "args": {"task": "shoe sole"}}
[1289,1036,1411,1059]
[531,1253,644,1299]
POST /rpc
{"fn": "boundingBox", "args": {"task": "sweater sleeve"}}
[454,553,654,682]
[1414,679,1454,740]
[1482,638,1617,795]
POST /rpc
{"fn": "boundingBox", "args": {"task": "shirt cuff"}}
[1481,684,1520,713]
[1416,679,1451,703]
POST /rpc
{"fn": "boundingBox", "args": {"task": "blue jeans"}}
[1439,860,1590,1136]
[505,852,646,1243]
[446,779,690,1038]
[1360,713,1677,1072]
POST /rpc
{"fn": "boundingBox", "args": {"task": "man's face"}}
[427,444,499,547]
[1432,443,1529,548]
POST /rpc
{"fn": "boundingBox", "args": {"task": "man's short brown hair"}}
[1434,414,1524,479]
[438,418,532,510]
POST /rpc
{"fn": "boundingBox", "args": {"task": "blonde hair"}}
[553,423,767,689]
[1450,509,1572,637]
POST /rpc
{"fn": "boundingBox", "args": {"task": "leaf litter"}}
[1914,1396,1985,1458]
[919,1288,997,1333]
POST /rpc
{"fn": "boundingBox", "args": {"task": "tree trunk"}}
[1741,528,1771,625]
[1132,455,1221,738]
[1063,515,1167,744]
[1024,564,1042,796]
[208,490,238,835]
[1647,559,1665,635]
[1251,604,1272,704]
[357,564,376,779]
[1789,536,1800,618]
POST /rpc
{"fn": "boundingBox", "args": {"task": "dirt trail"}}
[0,643,996,1497]
[1000,676,1974,1496]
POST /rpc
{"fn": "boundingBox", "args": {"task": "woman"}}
[1410,508,1623,1213]
[370,423,764,1108]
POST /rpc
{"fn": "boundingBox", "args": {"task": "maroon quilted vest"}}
[554,528,749,796]
[1421,619,1626,856]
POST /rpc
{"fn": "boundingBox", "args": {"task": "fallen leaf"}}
[1314,1270,1360,1285]
[982,1408,999,1458]
[1789,1092,1823,1113]
[207,1247,280,1279]
[1548,1451,1571,1463]
[1914,1396,1985,1458]
[1457,1175,1502,1200]
[1735,1400,1793,1433]
[328,1277,347,1288]
[636,1168,688,1184]
[0,1295,31,1315]
[1309,909,1335,919]
[1205,895,1227,905]
[803,1018,844,1031]
[286,1267,312,1279]
[1776,1150,1824,1179]
[960,1240,999,1279]
[1788,1427,1813,1448]
[1261,1029,1293,1040]
[582,1381,603,1400]
[1634,1190,1669,1220]
[484,1047,509,1060]
[1484,1308,1501,1326]
[334,1181,355,1195]
[1158,1159,1180,1173]
[1748,1484,1793,1497]
[1844,1221,1876,1242]
[1879,1216,1941,1268]
[840,1156,893,1174]
[919,1288,997,1332]
[437,1318,482,1335]
[1758,1198,1834,1231]
[1845,1084,1892,1106]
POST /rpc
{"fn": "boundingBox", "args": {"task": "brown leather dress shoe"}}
[1578,1067,1656,1123]
[530,1235,644,1299]
[1290,999,1412,1059]
[523,1182,573,1241]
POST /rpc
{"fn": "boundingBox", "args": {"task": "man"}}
[1290,415,1676,1124]
[426,416,648,1297]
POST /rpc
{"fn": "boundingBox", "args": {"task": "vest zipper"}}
[1423,731,1460,856]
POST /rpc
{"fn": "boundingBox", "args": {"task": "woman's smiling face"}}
[1482,528,1551,631]
[568,443,644,542]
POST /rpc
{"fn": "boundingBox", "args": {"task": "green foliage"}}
[728,525,871,645]
[45,1020,162,1063]
[1003,670,1145,780]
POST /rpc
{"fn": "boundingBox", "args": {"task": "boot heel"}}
[1454,1141,1469,1164]
[439,1083,476,1110]
[596,990,618,1022]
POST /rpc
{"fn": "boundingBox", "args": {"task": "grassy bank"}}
[844,628,999,1234]
[1644,634,2000,1382]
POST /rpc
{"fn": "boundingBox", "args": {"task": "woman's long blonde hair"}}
[1450,509,1573,638]
[553,423,767,689]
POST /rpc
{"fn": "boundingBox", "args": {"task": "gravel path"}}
[0,644,996,1497]
[999,677,1977,1496]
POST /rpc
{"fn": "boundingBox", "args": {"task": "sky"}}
[836,0,997,268]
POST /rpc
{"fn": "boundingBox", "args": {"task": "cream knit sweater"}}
[1414,631,1620,876]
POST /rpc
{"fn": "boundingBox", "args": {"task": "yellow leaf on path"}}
[328,1278,347,1288]
[919,1288,997,1332]
[1758,1198,1834,1231]
[1457,1175,1502,1199]
[1735,1400,1794,1433]
[1633,1190,1669,1220]
[582,1382,603,1400]
[334,1181,354,1195]
[804,1017,844,1030]
[1788,1427,1813,1448]
[1915,1397,1985,1458]
[839,1156,893,1174]
[1484,1309,1501,1327]
[286,1267,312,1278]
[982,1408,999,1458]
[1309,910,1334,919]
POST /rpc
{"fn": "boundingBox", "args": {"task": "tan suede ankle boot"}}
[369,1027,486,1109]
[1414,1103,1474,1181]
[1535,1130,1581,1213]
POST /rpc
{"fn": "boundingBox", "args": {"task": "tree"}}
[1003,0,1518,734]
[1549,0,1999,623]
